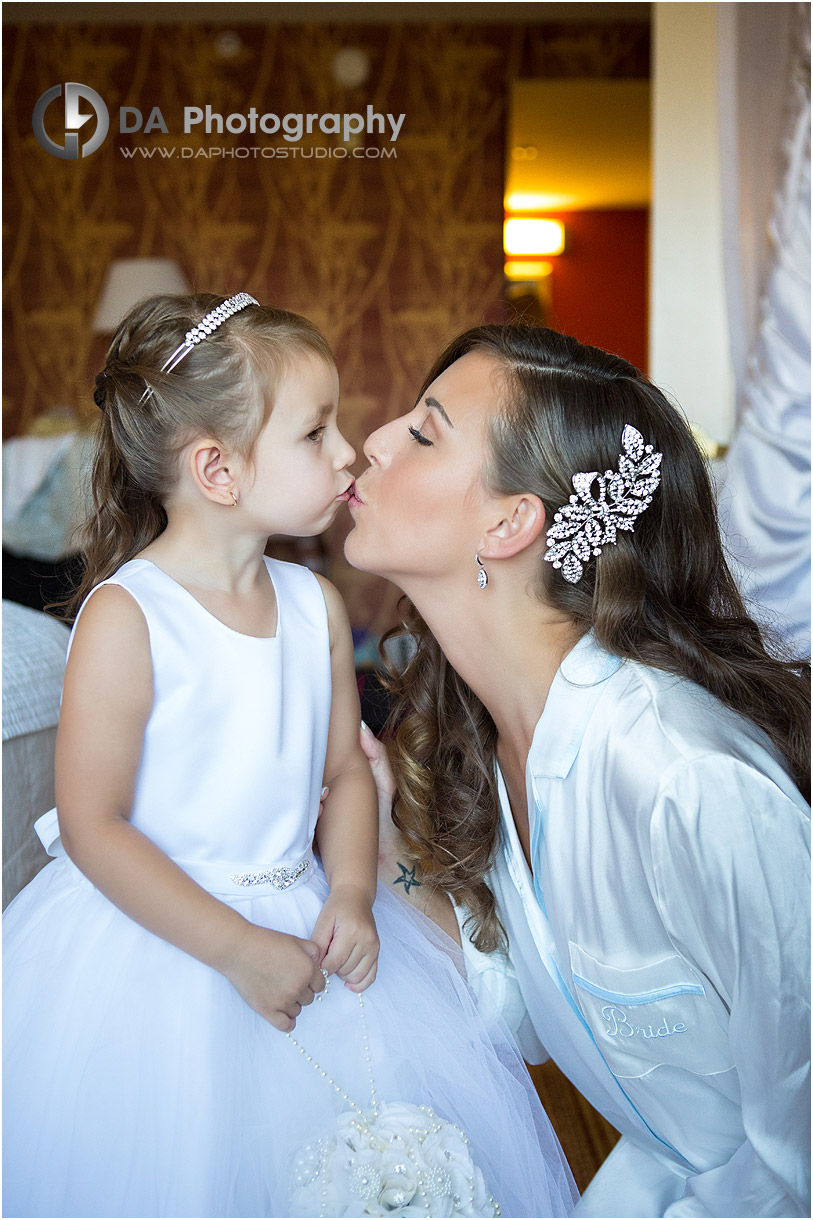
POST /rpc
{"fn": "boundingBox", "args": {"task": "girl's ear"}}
[189,441,237,507]
[478,494,547,560]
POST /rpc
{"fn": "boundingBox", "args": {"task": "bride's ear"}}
[479,495,547,560]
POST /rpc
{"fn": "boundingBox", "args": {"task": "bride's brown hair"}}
[383,325,810,952]
[59,293,331,621]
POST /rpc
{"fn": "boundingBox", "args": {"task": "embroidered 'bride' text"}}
[601,1005,688,1039]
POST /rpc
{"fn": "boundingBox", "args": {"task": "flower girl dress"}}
[3,556,577,1218]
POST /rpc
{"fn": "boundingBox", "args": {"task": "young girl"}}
[2,296,577,1219]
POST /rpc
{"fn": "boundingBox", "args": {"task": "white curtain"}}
[716,2,811,659]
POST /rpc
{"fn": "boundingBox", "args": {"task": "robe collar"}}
[528,630,624,781]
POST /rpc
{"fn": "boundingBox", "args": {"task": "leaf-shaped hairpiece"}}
[544,425,662,584]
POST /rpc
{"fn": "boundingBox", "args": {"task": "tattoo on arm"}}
[393,861,421,894]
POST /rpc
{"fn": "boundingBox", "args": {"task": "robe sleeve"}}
[451,898,547,1059]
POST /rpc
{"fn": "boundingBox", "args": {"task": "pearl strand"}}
[357,993,380,1119]
[287,989,501,1216]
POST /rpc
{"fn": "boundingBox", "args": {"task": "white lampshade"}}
[93,258,191,332]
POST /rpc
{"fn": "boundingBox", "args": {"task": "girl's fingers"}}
[307,918,334,959]
[345,961,378,993]
[320,940,349,974]
[298,982,318,1007]
[331,944,362,978]
[341,949,378,985]
[271,1013,295,1032]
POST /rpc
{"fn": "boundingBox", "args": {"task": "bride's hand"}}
[359,721,396,824]
[320,724,394,830]
[359,722,404,860]
[358,722,461,947]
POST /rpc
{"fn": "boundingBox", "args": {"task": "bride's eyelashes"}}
[408,425,433,447]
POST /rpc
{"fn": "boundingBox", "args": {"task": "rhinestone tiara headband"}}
[133,292,259,405]
[160,291,259,375]
[544,424,662,584]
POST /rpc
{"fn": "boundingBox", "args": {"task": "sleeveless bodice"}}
[76,557,331,876]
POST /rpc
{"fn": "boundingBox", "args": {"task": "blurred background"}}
[2,0,810,1186]
[3,1,809,657]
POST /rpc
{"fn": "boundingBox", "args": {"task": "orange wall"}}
[547,208,649,374]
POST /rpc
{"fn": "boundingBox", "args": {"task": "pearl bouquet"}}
[290,1100,500,1217]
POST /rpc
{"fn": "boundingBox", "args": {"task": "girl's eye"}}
[408,425,433,447]
[306,426,326,444]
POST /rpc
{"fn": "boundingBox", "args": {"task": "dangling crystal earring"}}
[475,553,488,589]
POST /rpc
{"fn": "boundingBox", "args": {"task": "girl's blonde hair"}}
[63,293,332,620]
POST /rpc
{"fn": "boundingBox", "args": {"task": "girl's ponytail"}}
[62,405,168,621]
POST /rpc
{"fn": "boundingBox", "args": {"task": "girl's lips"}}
[344,480,365,509]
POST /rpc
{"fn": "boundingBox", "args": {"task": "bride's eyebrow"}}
[425,396,454,428]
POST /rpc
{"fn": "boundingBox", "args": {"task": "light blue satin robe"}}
[474,631,810,1217]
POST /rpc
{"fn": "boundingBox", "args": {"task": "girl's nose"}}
[336,431,356,469]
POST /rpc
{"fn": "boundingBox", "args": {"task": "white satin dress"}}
[3,557,577,1219]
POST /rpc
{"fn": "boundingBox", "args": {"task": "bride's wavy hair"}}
[382,325,810,952]
[58,293,332,621]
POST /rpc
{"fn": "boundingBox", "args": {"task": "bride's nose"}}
[362,420,390,466]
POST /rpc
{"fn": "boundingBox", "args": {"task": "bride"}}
[345,323,810,1218]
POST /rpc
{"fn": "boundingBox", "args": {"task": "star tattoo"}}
[393,861,422,895]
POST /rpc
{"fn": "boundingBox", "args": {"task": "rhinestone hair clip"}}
[544,424,662,584]
[137,291,259,403]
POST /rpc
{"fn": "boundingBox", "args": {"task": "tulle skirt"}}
[3,856,577,1218]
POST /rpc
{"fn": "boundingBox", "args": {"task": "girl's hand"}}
[311,886,380,993]
[223,922,326,1032]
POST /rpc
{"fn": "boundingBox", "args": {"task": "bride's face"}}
[344,351,502,586]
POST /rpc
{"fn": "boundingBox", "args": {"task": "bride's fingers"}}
[359,721,382,761]
[360,724,396,803]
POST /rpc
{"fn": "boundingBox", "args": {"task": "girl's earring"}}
[230,490,239,507]
[475,553,488,589]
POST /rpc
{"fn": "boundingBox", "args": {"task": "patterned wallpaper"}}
[2,19,648,630]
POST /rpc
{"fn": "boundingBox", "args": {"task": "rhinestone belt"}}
[229,859,311,889]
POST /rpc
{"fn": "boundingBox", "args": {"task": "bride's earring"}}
[475,553,488,589]
[230,490,239,507]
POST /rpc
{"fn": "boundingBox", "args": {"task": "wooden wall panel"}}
[3,18,648,629]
